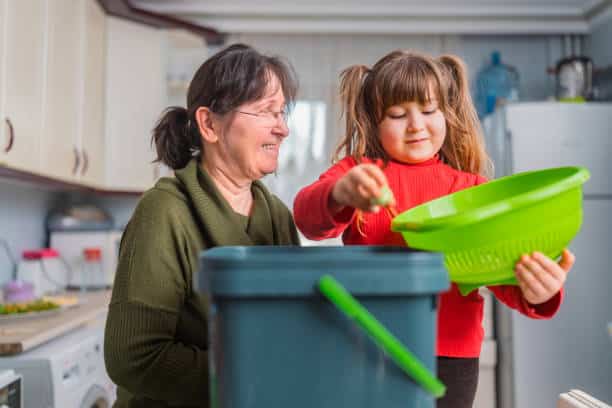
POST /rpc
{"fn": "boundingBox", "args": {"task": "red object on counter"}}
[22,248,60,260]
[83,247,102,261]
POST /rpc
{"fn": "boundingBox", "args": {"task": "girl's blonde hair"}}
[334,50,491,177]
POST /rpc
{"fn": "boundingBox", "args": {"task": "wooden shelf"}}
[0,165,144,197]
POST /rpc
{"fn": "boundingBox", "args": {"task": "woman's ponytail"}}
[151,106,200,170]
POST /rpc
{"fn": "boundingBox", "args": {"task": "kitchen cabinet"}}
[0,3,181,193]
[79,0,107,186]
[0,0,46,174]
[41,0,81,182]
[105,17,165,191]
[0,2,4,166]
[41,0,107,186]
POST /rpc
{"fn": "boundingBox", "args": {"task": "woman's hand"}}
[515,249,575,305]
[330,164,394,213]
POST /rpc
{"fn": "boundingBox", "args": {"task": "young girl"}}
[293,50,575,408]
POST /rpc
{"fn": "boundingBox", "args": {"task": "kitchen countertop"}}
[0,289,111,355]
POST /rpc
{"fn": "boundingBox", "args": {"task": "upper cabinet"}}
[104,17,165,192]
[80,0,107,187]
[0,0,46,174]
[41,0,81,182]
[0,2,4,165]
[41,0,107,186]
[0,0,168,193]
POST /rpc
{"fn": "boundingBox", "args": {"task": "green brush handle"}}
[318,275,446,398]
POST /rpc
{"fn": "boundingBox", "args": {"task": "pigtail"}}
[438,55,492,178]
[333,65,372,163]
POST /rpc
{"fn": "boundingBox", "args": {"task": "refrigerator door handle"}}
[504,128,514,176]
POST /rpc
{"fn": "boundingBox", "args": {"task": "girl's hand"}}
[515,249,575,305]
[330,164,394,213]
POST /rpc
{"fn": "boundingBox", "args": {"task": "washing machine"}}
[0,369,23,408]
[0,316,116,408]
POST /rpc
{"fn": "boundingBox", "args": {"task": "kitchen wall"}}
[0,181,140,287]
[0,182,56,284]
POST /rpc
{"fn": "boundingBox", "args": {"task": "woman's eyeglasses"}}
[236,109,289,127]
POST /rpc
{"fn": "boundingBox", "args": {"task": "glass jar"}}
[17,248,68,297]
[81,247,103,292]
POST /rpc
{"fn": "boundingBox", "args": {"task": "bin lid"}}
[198,246,449,297]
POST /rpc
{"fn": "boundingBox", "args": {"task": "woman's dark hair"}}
[152,43,298,170]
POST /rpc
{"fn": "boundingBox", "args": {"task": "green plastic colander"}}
[391,167,590,295]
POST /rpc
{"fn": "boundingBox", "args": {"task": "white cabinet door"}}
[41,0,81,181]
[105,17,165,191]
[0,1,5,163]
[0,0,46,174]
[79,0,107,186]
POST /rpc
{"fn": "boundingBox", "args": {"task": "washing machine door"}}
[80,385,110,408]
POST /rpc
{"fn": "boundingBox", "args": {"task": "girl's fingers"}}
[522,254,563,292]
[531,252,566,283]
[335,164,394,212]
[355,184,381,212]
[352,168,382,200]
[356,184,376,206]
[515,263,546,299]
[362,165,396,206]
[516,267,538,302]
[333,177,365,210]
[349,186,369,211]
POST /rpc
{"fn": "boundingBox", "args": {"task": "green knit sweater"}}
[104,159,300,408]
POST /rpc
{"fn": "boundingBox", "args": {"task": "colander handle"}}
[318,275,446,398]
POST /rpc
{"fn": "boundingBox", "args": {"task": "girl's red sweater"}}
[293,155,562,357]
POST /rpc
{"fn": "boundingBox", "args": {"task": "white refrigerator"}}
[484,102,612,408]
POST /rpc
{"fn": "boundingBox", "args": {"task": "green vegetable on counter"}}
[0,299,60,315]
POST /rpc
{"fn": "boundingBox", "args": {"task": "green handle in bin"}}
[318,275,446,398]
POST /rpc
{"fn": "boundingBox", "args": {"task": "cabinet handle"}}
[72,147,81,175]
[81,150,89,175]
[4,118,14,153]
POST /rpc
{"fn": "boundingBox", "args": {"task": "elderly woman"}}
[104,43,300,407]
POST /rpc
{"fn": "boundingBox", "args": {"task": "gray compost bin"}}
[197,246,449,408]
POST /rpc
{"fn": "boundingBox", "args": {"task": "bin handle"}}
[318,275,446,398]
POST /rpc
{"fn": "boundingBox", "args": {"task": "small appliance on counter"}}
[555,56,594,102]
[46,205,122,290]
[0,369,22,408]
